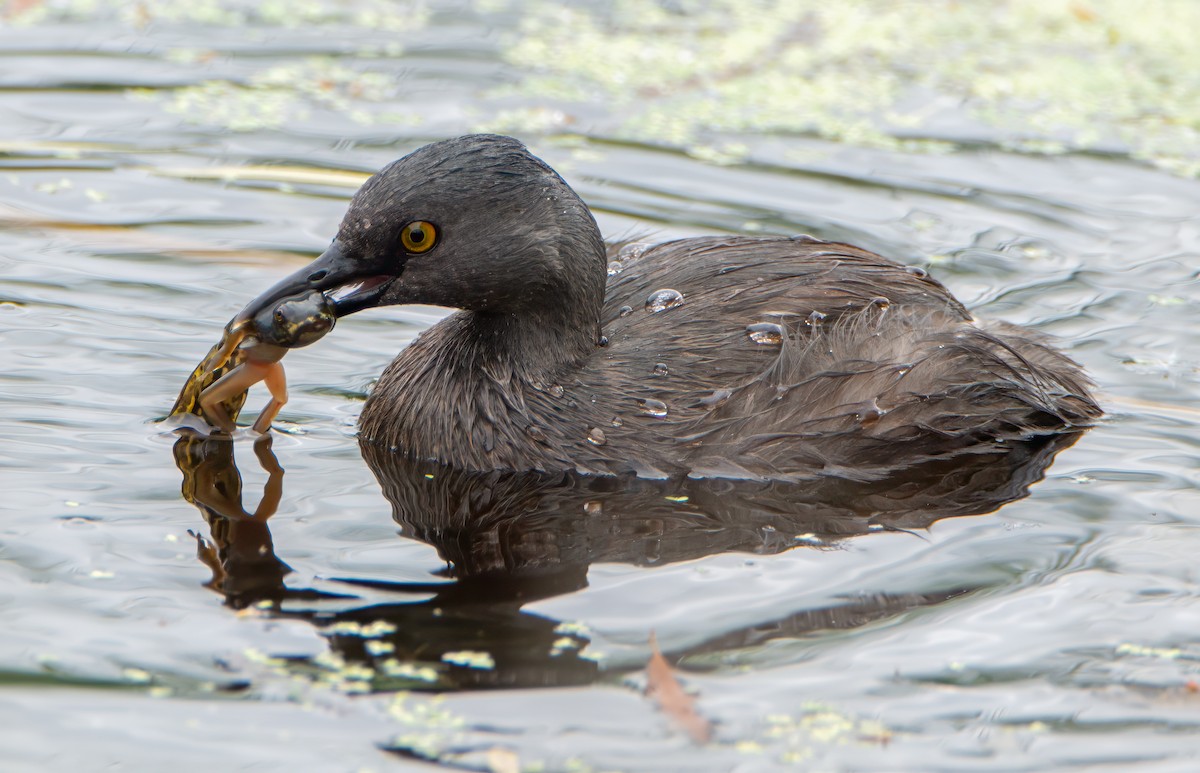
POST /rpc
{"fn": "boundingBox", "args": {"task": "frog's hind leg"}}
[200,362,265,433]
[251,361,288,434]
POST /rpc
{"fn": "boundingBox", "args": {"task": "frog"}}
[170,290,335,434]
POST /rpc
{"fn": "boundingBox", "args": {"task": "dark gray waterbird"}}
[238,134,1100,480]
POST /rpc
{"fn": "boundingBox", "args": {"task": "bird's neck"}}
[462,307,597,379]
[470,214,608,376]
[359,308,596,469]
[358,208,608,466]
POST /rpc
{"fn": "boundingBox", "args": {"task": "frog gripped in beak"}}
[235,239,401,325]
[234,134,607,360]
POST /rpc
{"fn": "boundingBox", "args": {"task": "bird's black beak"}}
[235,240,396,324]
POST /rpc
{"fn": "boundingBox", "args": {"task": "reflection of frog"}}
[171,290,335,434]
[175,433,291,606]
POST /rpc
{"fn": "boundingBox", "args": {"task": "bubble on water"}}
[548,384,565,398]
[806,310,827,326]
[597,335,609,347]
[904,265,928,278]
[652,362,668,376]
[587,427,607,446]
[618,305,633,317]
[746,322,784,345]
[636,398,668,418]
[606,261,624,276]
[645,288,684,313]
[610,416,623,427]
[869,296,891,310]
[583,500,603,516]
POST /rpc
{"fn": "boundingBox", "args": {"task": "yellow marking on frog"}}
[171,291,334,432]
[169,321,250,425]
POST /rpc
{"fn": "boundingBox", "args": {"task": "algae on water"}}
[12,0,1198,175]
[481,0,1200,177]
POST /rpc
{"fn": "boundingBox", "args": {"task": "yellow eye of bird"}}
[401,221,438,254]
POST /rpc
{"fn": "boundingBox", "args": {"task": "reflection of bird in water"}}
[171,428,1081,692]
[360,430,1082,577]
[234,134,1099,479]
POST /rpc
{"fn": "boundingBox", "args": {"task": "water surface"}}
[2,2,1200,771]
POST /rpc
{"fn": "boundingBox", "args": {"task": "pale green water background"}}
[2,1,1200,770]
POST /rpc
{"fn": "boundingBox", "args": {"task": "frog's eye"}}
[400,220,438,254]
[274,309,285,324]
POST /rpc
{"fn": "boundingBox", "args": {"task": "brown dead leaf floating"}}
[645,632,713,744]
